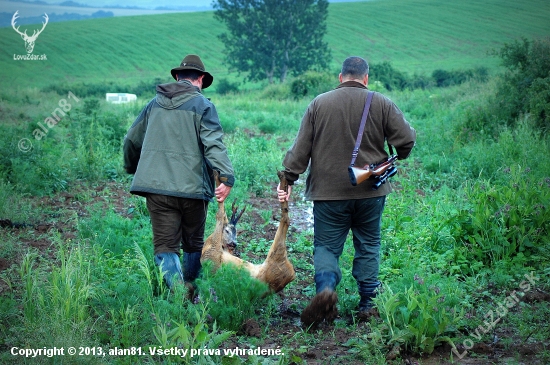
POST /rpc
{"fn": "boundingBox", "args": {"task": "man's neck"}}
[177,78,202,90]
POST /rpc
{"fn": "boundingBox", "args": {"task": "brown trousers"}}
[145,194,208,255]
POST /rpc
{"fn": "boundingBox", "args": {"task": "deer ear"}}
[20,34,25,40]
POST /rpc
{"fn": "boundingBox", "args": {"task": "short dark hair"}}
[176,69,203,81]
[341,56,369,79]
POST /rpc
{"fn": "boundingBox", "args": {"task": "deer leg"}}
[200,200,226,267]
[256,172,296,292]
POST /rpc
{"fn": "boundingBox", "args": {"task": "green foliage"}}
[196,261,272,332]
[447,167,550,266]
[373,276,463,355]
[290,71,334,99]
[528,74,550,130]
[225,131,282,197]
[11,242,99,352]
[83,98,101,116]
[370,62,410,91]
[216,78,240,95]
[153,304,234,365]
[368,62,488,92]
[213,0,331,83]
[431,67,488,87]
[493,37,550,132]
[0,95,128,196]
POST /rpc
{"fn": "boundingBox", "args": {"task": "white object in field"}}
[105,93,137,104]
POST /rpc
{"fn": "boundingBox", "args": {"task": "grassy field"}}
[1,0,550,88]
[0,1,549,364]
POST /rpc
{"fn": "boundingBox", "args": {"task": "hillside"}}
[0,0,549,89]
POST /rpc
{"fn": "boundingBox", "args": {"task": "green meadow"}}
[0,0,549,364]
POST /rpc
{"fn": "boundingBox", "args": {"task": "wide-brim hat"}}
[170,54,214,89]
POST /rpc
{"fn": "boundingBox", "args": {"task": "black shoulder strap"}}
[350,91,374,167]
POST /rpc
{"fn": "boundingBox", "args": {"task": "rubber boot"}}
[183,252,202,300]
[357,281,381,321]
[183,252,202,282]
[300,272,338,328]
[154,252,184,289]
[358,281,381,310]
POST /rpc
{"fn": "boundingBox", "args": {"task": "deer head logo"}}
[12,11,48,54]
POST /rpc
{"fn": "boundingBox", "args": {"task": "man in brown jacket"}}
[278,56,416,327]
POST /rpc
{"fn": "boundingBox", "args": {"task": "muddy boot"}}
[183,252,202,300]
[300,272,338,328]
[154,252,184,289]
[357,281,381,321]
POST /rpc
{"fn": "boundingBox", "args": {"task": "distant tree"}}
[493,37,550,131]
[213,0,331,84]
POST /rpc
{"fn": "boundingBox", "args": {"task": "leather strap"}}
[350,91,374,167]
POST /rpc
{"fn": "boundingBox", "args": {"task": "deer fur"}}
[201,171,295,292]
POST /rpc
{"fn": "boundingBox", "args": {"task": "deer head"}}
[12,11,48,54]
[222,200,246,254]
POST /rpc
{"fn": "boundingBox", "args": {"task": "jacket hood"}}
[155,81,200,109]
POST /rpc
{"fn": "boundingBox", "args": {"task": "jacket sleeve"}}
[383,100,416,160]
[282,103,315,185]
[123,103,150,174]
[200,103,235,187]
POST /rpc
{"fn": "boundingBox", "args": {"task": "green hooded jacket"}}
[123,80,234,201]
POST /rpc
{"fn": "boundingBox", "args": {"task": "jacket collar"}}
[336,80,368,89]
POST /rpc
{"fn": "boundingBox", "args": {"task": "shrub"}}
[290,71,334,99]
[432,67,489,88]
[528,76,550,131]
[216,78,240,95]
[493,37,550,132]
[370,61,410,91]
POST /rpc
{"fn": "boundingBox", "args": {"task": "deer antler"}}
[31,13,49,39]
[229,200,246,225]
[11,11,27,38]
[11,12,48,40]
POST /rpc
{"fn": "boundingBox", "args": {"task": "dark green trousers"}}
[312,196,386,289]
[146,194,208,255]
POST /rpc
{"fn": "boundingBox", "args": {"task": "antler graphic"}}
[11,11,48,54]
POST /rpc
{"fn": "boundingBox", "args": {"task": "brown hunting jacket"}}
[283,81,416,200]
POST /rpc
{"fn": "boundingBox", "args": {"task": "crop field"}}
[0,0,549,364]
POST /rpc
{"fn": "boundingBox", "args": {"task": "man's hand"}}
[277,183,292,202]
[215,183,231,203]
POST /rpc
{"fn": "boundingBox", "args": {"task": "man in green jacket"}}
[124,54,234,289]
[278,56,416,326]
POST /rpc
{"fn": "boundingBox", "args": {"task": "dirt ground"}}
[1,181,549,364]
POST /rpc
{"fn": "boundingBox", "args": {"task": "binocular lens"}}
[372,166,398,190]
